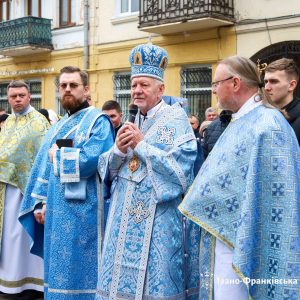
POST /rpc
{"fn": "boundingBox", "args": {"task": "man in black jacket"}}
[264,58,300,145]
[202,109,232,158]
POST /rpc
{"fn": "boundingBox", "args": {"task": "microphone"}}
[128,104,138,123]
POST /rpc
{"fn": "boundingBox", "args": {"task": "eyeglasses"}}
[59,82,83,90]
[211,76,234,88]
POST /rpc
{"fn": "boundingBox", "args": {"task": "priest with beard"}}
[19,66,115,300]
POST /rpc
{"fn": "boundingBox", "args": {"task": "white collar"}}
[141,100,163,119]
[13,105,35,117]
[231,94,262,121]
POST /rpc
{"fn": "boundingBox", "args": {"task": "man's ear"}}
[289,79,297,92]
[159,83,165,96]
[232,77,241,91]
[83,86,90,98]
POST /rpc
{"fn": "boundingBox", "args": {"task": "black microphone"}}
[128,104,138,123]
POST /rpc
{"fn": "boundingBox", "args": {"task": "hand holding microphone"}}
[116,104,143,152]
[128,103,138,123]
[126,103,143,147]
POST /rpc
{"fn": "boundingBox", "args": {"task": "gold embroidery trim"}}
[0,182,6,252]
[0,277,43,288]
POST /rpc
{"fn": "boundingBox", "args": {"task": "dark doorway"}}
[250,40,300,97]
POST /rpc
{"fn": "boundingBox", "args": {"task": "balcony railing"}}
[0,16,53,56]
[139,0,235,34]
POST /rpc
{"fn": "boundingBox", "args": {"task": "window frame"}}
[0,0,10,22]
[113,71,132,121]
[0,82,10,113]
[27,0,42,17]
[117,0,139,16]
[26,79,42,110]
[181,65,212,122]
[59,0,75,28]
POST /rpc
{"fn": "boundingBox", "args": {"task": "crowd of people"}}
[0,43,299,300]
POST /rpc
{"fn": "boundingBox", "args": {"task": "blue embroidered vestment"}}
[19,107,114,300]
[179,106,300,300]
[97,102,200,299]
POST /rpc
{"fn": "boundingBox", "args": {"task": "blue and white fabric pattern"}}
[179,105,300,300]
[19,107,114,300]
[96,101,199,299]
[129,43,168,82]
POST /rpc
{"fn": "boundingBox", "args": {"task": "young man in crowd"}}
[264,57,300,144]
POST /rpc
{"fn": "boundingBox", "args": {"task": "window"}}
[0,79,42,113]
[181,66,212,122]
[113,72,131,121]
[120,0,139,14]
[0,0,10,22]
[26,0,42,17]
[59,0,75,27]
[27,80,42,110]
[0,82,10,113]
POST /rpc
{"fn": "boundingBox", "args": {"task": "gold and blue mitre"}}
[129,43,168,82]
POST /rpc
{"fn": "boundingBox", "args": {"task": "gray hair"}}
[220,55,272,107]
[205,107,217,115]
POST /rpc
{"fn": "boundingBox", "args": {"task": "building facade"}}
[95,0,236,120]
[0,1,298,119]
[235,0,300,96]
[0,0,88,114]
[0,0,236,120]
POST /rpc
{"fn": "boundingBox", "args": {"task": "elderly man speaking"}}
[96,43,200,299]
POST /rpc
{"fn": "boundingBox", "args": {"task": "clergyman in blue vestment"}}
[19,66,114,300]
[96,43,200,299]
[179,56,300,300]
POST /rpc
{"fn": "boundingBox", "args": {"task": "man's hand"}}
[116,123,144,153]
[116,125,134,153]
[49,144,59,163]
[35,204,46,225]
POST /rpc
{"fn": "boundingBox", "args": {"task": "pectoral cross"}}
[128,201,150,223]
